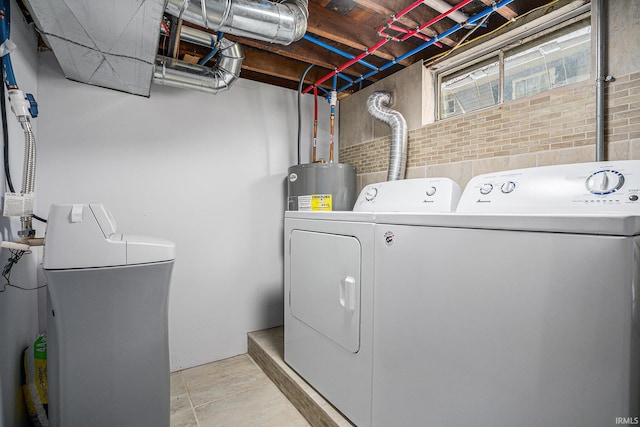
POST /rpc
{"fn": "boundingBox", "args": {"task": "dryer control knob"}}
[479,183,493,195]
[425,186,437,197]
[501,181,516,194]
[365,187,378,201]
[585,170,625,195]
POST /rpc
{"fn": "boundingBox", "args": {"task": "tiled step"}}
[248,327,355,427]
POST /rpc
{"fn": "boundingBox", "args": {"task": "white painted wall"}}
[35,52,337,371]
[0,2,41,426]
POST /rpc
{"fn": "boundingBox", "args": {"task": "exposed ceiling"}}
[18,0,564,98]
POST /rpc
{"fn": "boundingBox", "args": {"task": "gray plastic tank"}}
[42,204,175,427]
[287,163,357,211]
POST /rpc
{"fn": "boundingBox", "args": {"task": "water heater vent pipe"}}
[367,92,407,181]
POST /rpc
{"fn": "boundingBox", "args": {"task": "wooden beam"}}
[179,22,381,79]
[478,0,518,20]
[349,0,459,47]
[240,46,367,89]
[225,34,381,78]
[307,1,417,66]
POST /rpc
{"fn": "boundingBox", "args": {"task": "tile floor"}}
[170,353,311,427]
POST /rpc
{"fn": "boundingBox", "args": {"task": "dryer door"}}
[290,230,361,353]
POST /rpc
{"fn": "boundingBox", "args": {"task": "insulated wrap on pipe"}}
[367,91,407,181]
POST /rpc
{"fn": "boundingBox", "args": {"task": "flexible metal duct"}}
[153,32,243,93]
[165,0,308,45]
[367,91,407,181]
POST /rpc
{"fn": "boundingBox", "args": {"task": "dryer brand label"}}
[384,231,394,246]
[298,194,333,211]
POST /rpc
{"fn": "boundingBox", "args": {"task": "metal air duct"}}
[165,0,308,45]
[153,33,243,94]
[22,0,165,96]
[367,91,407,181]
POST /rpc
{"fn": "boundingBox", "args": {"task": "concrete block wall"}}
[340,71,640,191]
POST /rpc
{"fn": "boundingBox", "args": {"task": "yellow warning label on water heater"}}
[298,194,333,211]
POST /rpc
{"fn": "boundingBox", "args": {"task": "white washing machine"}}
[284,177,461,427]
[372,160,640,427]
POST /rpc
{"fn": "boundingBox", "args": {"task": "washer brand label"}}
[298,194,332,211]
[384,231,394,246]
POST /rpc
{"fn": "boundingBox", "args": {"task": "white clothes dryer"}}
[284,177,461,427]
[372,161,640,427]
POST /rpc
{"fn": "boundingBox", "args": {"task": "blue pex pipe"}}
[338,0,516,93]
[0,0,17,89]
[198,32,224,66]
[303,34,378,71]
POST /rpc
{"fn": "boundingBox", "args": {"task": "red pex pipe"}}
[312,86,318,162]
[379,23,443,46]
[303,37,389,93]
[394,0,427,22]
[303,0,474,93]
[386,24,433,42]
[401,0,474,41]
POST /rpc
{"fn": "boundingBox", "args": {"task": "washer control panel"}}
[457,160,640,214]
[353,178,462,212]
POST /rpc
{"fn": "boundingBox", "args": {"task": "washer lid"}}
[374,212,640,236]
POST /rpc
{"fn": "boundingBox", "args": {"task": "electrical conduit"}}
[367,92,407,181]
[595,0,606,161]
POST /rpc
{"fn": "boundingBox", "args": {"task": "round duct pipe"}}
[165,0,308,46]
[153,38,243,94]
[367,91,407,181]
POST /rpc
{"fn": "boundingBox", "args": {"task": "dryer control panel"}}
[457,160,640,214]
[353,177,462,212]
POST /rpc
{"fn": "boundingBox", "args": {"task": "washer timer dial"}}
[501,181,516,194]
[479,183,493,195]
[585,169,625,195]
[365,187,378,201]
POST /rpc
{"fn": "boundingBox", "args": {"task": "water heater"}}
[287,163,357,211]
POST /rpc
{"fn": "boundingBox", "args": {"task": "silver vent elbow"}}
[367,91,408,181]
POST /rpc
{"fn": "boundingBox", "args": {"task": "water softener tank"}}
[42,204,175,427]
[287,163,357,211]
